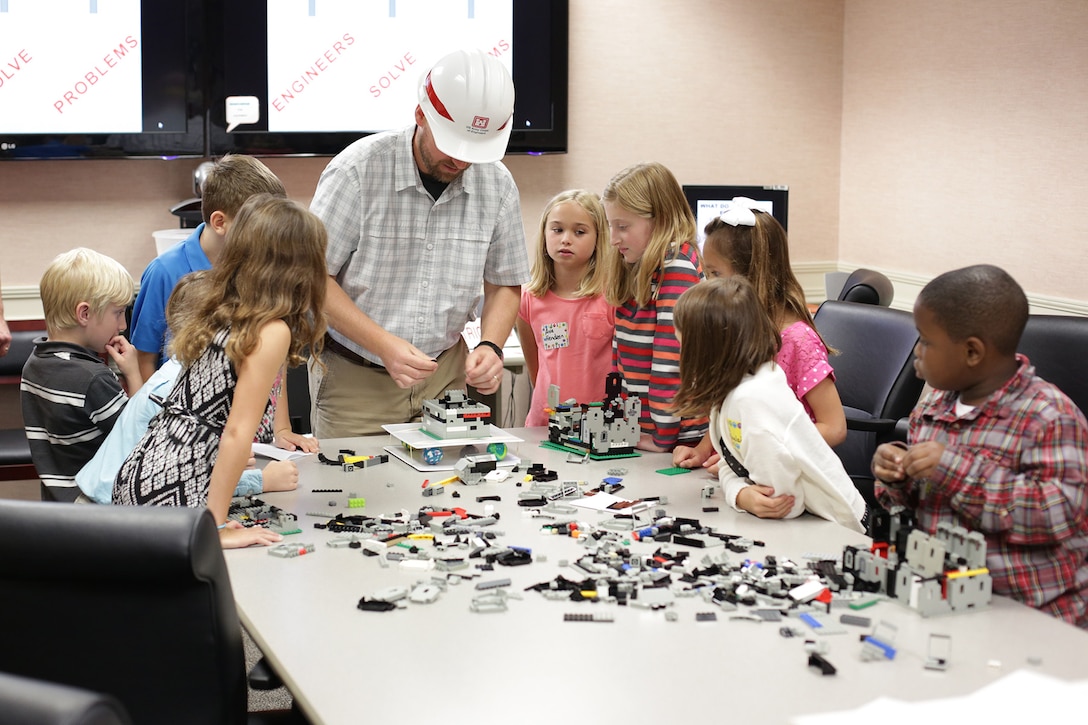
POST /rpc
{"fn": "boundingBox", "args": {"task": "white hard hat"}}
[418,48,515,164]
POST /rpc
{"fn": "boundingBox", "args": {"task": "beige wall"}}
[840,0,1088,310]
[508,0,845,264]
[2,0,1086,318]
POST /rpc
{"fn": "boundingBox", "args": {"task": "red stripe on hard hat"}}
[423,72,454,122]
[498,117,510,131]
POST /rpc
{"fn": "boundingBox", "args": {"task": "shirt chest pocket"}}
[428,225,491,298]
[580,312,614,340]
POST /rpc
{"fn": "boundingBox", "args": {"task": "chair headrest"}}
[0,501,222,584]
[0,328,42,377]
[837,268,894,307]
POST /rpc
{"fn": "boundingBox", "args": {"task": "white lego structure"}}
[546,373,640,458]
[842,517,992,617]
[422,389,492,440]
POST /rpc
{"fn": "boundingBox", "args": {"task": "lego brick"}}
[808,653,836,675]
[563,612,614,622]
[799,612,846,635]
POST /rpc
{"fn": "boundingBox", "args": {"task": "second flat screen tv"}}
[209,0,568,157]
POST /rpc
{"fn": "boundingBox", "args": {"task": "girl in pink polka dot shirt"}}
[674,198,847,475]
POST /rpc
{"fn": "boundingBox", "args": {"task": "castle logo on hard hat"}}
[472,116,490,130]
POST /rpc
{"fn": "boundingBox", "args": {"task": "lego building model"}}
[546,372,640,458]
[422,389,492,440]
[842,510,993,617]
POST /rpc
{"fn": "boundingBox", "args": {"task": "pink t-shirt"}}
[777,321,835,421]
[519,289,615,426]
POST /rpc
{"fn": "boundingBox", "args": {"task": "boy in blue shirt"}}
[129,155,314,453]
[130,154,286,381]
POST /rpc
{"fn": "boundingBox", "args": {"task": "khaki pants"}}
[309,339,468,438]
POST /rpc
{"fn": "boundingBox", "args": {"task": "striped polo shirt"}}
[613,241,707,449]
[21,339,127,501]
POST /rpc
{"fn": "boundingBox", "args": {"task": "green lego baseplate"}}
[654,466,692,476]
[539,440,641,460]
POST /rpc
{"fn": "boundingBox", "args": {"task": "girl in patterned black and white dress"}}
[114,194,328,549]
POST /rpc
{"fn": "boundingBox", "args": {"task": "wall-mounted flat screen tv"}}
[0,0,206,159]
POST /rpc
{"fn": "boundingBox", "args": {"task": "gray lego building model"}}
[547,372,640,458]
[422,389,492,440]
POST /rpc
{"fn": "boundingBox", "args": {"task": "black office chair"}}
[0,501,305,725]
[836,268,894,307]
[813,301,925,508]
[1,322,41,483]
[1017,314,1088,418]
[0,670,132,725]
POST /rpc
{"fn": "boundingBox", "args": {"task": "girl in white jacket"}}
[672,277,867,532]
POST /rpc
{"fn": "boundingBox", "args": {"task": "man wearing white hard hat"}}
[309,48,530,437]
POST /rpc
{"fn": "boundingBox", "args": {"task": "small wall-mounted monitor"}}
[209,0,568,157]
[0,0,206,159]
[682,185,790,246]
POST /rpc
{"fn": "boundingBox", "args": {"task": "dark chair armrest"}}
[845,416,899,433]
[0,670,131,725]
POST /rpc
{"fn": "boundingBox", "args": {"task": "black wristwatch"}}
[474,340,504,360]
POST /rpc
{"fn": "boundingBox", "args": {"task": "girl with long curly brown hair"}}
[114,194,327,549]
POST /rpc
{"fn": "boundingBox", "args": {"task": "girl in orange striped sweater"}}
[602,162,706,452]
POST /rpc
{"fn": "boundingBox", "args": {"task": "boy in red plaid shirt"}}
[873,264,1088,628]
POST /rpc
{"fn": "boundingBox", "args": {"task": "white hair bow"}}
[719,197,764,227]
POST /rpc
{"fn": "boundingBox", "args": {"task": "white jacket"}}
[711,362,866,533]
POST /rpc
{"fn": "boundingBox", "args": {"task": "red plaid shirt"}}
[877,356,1088,628]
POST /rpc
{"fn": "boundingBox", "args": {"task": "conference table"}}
[225,428,1088,724]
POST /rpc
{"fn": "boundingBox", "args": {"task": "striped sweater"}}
[21,339,127,502]
[613,241,707,449]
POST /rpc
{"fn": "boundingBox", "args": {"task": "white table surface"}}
[226,429,1088,724]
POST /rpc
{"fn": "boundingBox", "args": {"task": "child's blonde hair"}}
[672,277,781,418]
[704,210,830,353]
[602,162,698,308]
[200,154,287,225]
[168,194,327,369]
[40,248,135,333]
[525,189,610,298]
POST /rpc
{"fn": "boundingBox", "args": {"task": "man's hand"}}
[380,338,439,388]
[465,345,503,395]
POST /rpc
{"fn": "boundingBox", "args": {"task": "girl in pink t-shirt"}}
[516,190,615,426]
[674,198,847,472]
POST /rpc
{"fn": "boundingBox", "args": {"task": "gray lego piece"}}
[475,578,512,591]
